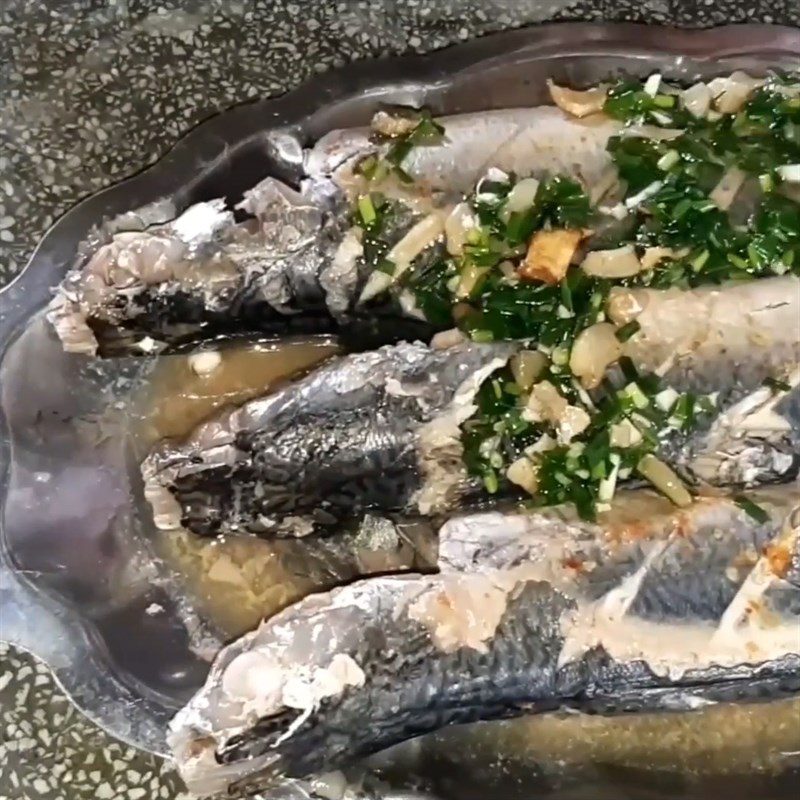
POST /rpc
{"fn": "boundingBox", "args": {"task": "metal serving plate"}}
[1,22,799,798]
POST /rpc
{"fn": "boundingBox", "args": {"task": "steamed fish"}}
[169,487,800,796]
[143,275,799,538]
[143,340,516,537]
[48,74,800,360]
[48,107,621,356]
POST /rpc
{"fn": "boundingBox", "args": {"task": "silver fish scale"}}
[217,569,800,782]
[626,512,776,622]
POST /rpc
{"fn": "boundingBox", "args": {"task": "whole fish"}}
[143,340,517,538]
[143,276,800,540]
[168,487,800,797]
[616,276,800,397]
[48,108,621,356]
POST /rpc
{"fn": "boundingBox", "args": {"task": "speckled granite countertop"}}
[0,2,798,798]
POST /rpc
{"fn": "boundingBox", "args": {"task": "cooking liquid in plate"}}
[137,338,339,444]
[136,338,800,787]
[375,697,800,793]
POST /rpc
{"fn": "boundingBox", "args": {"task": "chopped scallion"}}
[763,376,792,392]
[615,320,641,341]
[734,494,770,524]
[483,469,499,494]
[358,194,377,227]
[691,249,710,271]
[657,149,680,171]
[653,93,676,108]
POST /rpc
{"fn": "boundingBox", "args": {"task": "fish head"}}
[168,575,421,794]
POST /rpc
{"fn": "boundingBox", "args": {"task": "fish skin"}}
[142,340,517,538]
[615,275,800,488]
[168,488,800,797]
[48,108,620,356]
[621,275,800,397]
[308,107,621,198]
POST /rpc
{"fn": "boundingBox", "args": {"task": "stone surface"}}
[0,1,797,798]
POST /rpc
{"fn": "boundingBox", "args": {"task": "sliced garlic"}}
[640,246,684,271]
[189,350,222,377]
[610,418,644,448]
[389,211,447,267]
[510,350,548,391]
[710,166,746,210]
[569,322,623,389]
[398,288,426,320]
[655,387,680,411]
[581,245,643,279]
[521,382,589,445]
[607,286,648,326]
[430,328,468,350]
[547,79,608,118]
[371,109,419,137]
[445,202,478,256]
[643,73,662,97]
[623,125,683,142]
[525,433,557,456]
[358,212,445,303]
[708,72,763,114]
[605,180,664,220]
[506,456,540,495]
[504,177,541,215]
[777,164,800,183]
[557,405,591,445]
[681,82,712,118]
[522,380,567,424]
